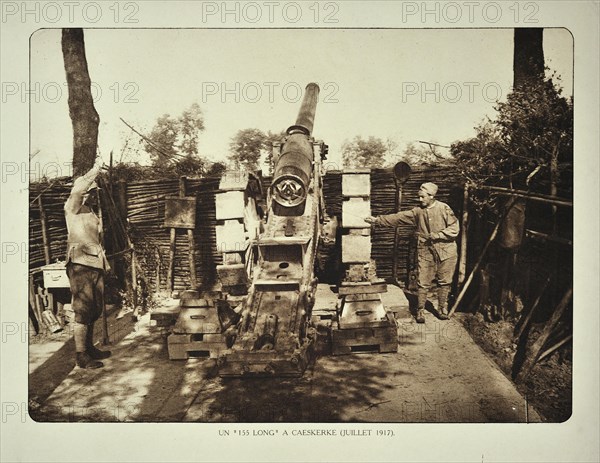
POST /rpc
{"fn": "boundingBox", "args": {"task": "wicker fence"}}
[29,166,463,291]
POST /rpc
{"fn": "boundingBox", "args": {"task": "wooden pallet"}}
[167,333,229,360]
[331,313,398,355]
[218,343,314,378]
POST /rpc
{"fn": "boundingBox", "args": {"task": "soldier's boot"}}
[416,288,427,324]
[437,286,451,320]
[86,323,111,360]
[74,322,103,369]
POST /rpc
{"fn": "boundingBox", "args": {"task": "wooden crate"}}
[341,172,370,197]
[342,197,371,228]
[215,191,245,220]
[341,234,371,263]
[42,263,70,288]
[331,313,398,355]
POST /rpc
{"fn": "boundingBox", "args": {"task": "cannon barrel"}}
[289,82,320,135]
[271,83,320,212]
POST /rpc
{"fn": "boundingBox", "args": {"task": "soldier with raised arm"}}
[365,182,459,323]
[64,159,111,369]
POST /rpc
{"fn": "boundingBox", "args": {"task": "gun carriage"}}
[159,83,405,377]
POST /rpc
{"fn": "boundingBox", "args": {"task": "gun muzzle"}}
[271,84,320,212]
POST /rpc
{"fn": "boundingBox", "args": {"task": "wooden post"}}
[479,268,490,313]
[96,187,110,345]
[499,251,514,319]
[187,228,197,288]
[131,249,139,319]
[549,144,559,233]
[457,183,469,285]
[108,150,113,197]
[114,178,130,304]
[525,229,572,246]
[29,274,44,334]
[155,248,161,294]
[390,162,411,285]
[180,176,197,289]
[448,218,502,317]
[449,197,517,317]
[514,274,551,340]
[38,195,51,265]
[167,228,176,293]
[478,186,572,208]
[515,287,572,382]
[538,334,572,362]
[117,179,128,222]
[392,183,403,283]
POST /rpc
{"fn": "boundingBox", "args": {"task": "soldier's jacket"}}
[64,165,110,271]
[377,200,459,262]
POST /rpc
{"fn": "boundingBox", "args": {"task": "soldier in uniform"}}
[64,160,111,368]
[365,182,459,323]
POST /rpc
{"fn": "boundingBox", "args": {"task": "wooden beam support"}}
[37,195,51,265]
[167,228,176,293]
[180,177,197,289]
[449,218,502,317]
[477,185,572,208]
[514,274,551,341]
[457,183,469,285]
[538,334,572,362]
[515,287,572,383]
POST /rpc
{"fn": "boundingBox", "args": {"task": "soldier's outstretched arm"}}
[64,161,102,214]
[365,209,416,228]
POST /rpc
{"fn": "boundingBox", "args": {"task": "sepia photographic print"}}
[1,2,598,462]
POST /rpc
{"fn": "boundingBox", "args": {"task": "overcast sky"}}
[30,28,572,174]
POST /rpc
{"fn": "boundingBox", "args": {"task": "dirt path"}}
[29,285,540,422]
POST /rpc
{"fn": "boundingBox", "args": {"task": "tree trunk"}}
[513,28,545,89]
[61,28,99,179]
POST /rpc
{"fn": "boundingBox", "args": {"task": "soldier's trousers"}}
[66,263,105,325]
[417,253,457,289]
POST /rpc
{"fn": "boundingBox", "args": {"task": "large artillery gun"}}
[217,83,327,377]
[161,83,404,377]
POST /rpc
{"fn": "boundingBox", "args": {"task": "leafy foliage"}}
[401,142,449,166]
[341,136,389,169]
[228,128,286,172]
[205,161,227,177]
[228,128,264,171]
[145,103,205,170]
[177,103,205,157]
[108,157,207,181]
[451,73,573,200]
